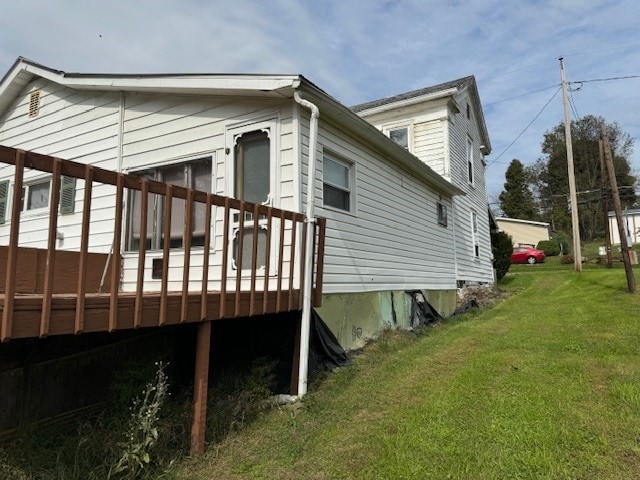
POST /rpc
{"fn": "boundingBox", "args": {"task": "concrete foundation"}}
[316,289,456,351]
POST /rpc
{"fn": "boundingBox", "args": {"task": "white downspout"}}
[293,91,319,397]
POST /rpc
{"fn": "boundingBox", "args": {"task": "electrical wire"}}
[570,74,640,84]
[568,89,580,120]
[486,86,562,168]
[484,84,560,107]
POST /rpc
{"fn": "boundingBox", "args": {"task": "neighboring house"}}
[495,217,551,248]
[352,76,494,287]
[0,57,469,350]
[608,209,640,245]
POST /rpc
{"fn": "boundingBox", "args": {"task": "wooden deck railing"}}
[0,146,326,341]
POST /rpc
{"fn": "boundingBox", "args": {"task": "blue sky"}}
[1,0,639,204]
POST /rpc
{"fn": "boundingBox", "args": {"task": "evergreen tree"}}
[533,115,636,240]
[499,159,538,219]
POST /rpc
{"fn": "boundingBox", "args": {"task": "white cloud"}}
[1,0,640,198]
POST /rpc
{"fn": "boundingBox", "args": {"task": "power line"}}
[487,86,562,168]
[484,84,560,107]
[568,89,580,120]
[571,74,640,84]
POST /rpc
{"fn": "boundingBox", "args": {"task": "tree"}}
[533,115,636,240]
[499,159,538,219]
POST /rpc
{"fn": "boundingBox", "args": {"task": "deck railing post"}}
[1,150,25,342]
[40,158,62,337]
[75,165,94,334]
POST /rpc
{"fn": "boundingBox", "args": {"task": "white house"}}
[0,58,492,351]
[495,217,550,248]
[352,76,494,287]
[608,209,640,246]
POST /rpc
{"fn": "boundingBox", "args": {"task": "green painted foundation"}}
[316,289,457,351]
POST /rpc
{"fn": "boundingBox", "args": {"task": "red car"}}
[511,246,545,264]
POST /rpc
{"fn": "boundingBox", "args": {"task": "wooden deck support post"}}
[191,320,212,455]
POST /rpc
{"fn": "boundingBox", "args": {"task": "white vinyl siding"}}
[300,108,457,294]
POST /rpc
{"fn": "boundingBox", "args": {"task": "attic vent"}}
[28,90,41,117]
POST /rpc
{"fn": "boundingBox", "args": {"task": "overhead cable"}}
[486,86,562,168]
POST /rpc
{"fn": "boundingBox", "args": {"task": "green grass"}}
[175,266,640,480]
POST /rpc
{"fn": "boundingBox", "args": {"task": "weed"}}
[109,362,170,479]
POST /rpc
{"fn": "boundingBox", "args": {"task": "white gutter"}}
[293,91,319,397]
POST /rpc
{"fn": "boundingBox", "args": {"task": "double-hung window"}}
[471,210,479,258]
[467,137,474,185]
[323,153,353,212]
[127,157,212,251]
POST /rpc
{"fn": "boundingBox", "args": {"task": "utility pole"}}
[559,57,582,272]
[599,140,613,268]
[601,124,635,293]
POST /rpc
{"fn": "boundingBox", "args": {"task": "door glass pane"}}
[235,130,270,204]
[232,227,267,270]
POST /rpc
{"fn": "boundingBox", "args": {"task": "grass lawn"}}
[175,263,640,480]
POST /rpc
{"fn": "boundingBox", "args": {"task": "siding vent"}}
[28,90,41,117]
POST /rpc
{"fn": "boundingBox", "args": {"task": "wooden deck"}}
[0,146,326,342]
[2,289,300,339]
[0,145,326,454]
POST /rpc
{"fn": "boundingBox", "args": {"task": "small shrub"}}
[537,239,560,256]
[560,254,574,264]
[491,230,513,281]
[554,233,571,255]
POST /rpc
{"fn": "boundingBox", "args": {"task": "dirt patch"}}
[456,285,507,312]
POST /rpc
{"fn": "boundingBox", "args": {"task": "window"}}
[388,127,409,150]
[471,211,479,258]
[323,153,352,212]
[467,137,474,185]
[12,176,76,216]
[437,202,448,227]
[466,103,471,120]
[127,157,212,251]
[22,180,50,211]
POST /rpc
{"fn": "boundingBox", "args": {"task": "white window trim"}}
[467,136,474,186]
[471,210,479,259]
[321,150,357,215]
[125,153,215,253]
[382,121,414,153]
[225,115,280,208]
[11,175,52,219]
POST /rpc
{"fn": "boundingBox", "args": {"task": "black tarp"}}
[406,290,442,328]
[309,309,350,374]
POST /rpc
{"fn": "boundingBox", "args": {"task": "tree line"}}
[498,115,637,241]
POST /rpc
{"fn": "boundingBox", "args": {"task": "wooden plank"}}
[288,220,297,311]
[262,208,273,314]
[249,203,259,317]
[181,188,194,322]
[108,173,124,332]
[134,178,149,328]
[313,218,326,307]
[190,321,211,455]
[1,150,24,342]
[159,185,173,326]
[40,158,62,337]
[298,218,307,310]
[219,197,230,319]
[200,194,212,321]
[75,165,94,334]
[0,146,304,223]
[234,201,245,317]
[276,211,286,312]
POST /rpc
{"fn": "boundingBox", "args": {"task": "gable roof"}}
[351,75,491,154]
[0,57,463,197]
